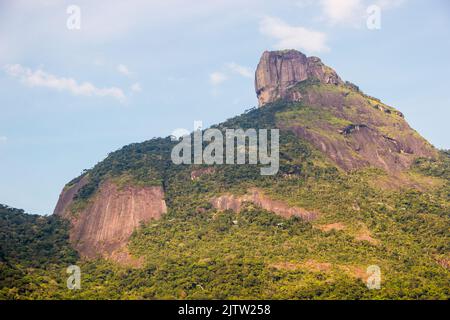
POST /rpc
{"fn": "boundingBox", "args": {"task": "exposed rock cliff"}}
[54,178,167,264]
[255,50,343,106]
[256,49,437,172]
[211,188,318,221]
[53,175,89,217]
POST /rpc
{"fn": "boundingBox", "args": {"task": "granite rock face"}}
[255,50,343,106]
[54,178,167,264]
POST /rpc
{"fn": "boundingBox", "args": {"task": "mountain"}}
[255,50,437,172]
[1,50,449,299]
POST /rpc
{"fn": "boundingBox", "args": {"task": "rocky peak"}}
[255,50,343,106]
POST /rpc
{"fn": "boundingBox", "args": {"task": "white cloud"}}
[131,82,142,93]
[259,16,329,53]
[320,0,363,25]
[226,62,253,78]
[209,72,227,85]
[209,62,252,86]
[3,64,126,102]
[319,0,407,27]
[1,0,266,51]
[117,64,133,77]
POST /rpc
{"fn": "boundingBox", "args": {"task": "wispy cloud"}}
[117,64,133,77]
[131,82,142,93]
[4,64,126,102]
[320,0,363,25]
[209,62,253,86]
[259,16,329,53]
[209,72,228,85]
[226,62,253,78]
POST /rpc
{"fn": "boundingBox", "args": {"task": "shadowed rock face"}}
[255,50,343,106]
[54,179,167,263]
[211,188,318,221]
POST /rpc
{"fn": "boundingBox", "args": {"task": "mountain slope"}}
[54,50,442,264]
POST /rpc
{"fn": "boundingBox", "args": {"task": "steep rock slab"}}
[54,179,167,262]
[211,188,318,221]
[276,84,437,172]
[255,50,342,106]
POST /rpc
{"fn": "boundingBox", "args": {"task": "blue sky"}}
[0,0,449,215]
